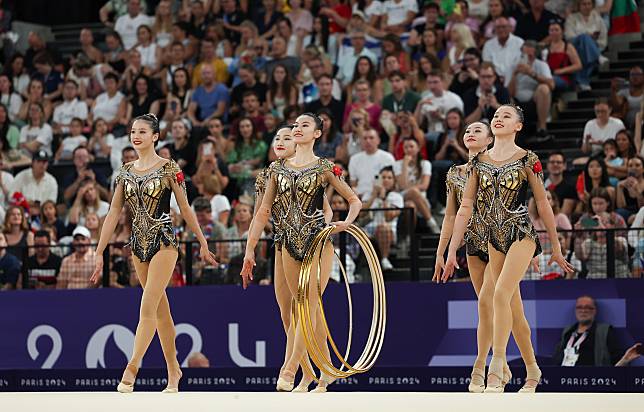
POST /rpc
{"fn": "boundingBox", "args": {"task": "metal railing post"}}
[606,228,615,279]
[185,241,193,285]
[102,247,110,288]
[409,207,419,281]
[21,245,30,290]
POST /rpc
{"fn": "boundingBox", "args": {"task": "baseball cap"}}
[72,226,91,239]
[352,10,367,21]
[33,149,50,161]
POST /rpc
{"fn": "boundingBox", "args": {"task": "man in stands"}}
[515,0,560,43]
[416,70,464,133]
[11,150,58,204]
[304,74,345,125]
[482,17,524,87]
[114,0,153,50]
[508,40,554,139]
[553,295,642,367]
[463,62,510,124]
[52,80,88,134]
[188,64,230,126]
[230,64,267,118]
[26,230,62,289]
[349,128,395,200]
[62,147,109,203]
[57,226,97,289]
[545,151,577,217]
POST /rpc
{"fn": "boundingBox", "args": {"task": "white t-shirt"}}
[19,123,54,155]
[383,0,418,26]
[53,98,89,128]
[114,13,154,50]
[363,190,405,241]
[468,0,490,20]
[211,194,231,222]
[419,90,465,133]
[109,135,132,172]
[93,91,125,123]
[75,201,110,226]
[59,135,88,160]
[136,43,158,70]
[0,171,15,206]
[0,92,22,122]
[583,117,626,153]
[513,59,553,102]
[348,149,396,198]
[11,170,58,203]
[353,2,384,20]
[482,34,524,86]
[393,159,432,187]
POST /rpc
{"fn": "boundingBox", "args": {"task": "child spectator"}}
[55,118,88,162]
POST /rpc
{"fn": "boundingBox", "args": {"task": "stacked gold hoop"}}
[296,224,387,380]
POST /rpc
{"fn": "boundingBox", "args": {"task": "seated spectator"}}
[103,30,128,74]
[444,1,480,41]
[304,74,345,127]
[88,118,115,160]
[192,138,230,196]
[381,33,411,74]
[84,212,102,243]
[0,155,15,206]
[4,53,30,98]
[160,41,187,93]
[581,99,625,157]
[108,209,133,288]
[11,150,58,204]
[482,17,523,86]
[114,0,154,50]
[577,157,616,212]
[89,73,125,131]
[135,24,161,73]
[56,226,97,289]
[409,2,445,44]
[545,151,578,216]
[314,109,342,160]
[430,109,468,208]
[287,0,314,34]
[610,66,643,128]
[382,70,421,115]
[615,129,638,161]
[222,199,254,262]
[0,232,21,290]
[192,38,229,87]
[199,175,231,227]
[552,295,642,366]
[416,70,464,134]
[68,179,110,227]
[0,74,22,122]
[121,75,160,126]
[67,55,103,103]
[362,166,404,270]
[227,117,268,198]
[543,20,582,93]
[388,110,426,160]
[230,64,267,118]
[335,107,369,165]
[188,64,230,126]
[161,67,192,126]
[574,187,628,278]
[24,31,63,74]
[122,49,150,93]
[443,23,477,76]
[348,128,395,200]
[62,146,109,202]
[19,102,53,158]
[528,189,572,251]
[52,80,89,135]
[3,205,34,260]
[276,17,306,58]
[266,64,298,121]
[346,56,383,106]
[39,200,66,240]
[342,79,382,132]
[205,118,230,159]
[479,0,516,46]
[26,230,62,289]
[0,103,27,170]
[32,52,64,101]
[564,0,607,91]
[381,0,418,36]
[100,0,149,27]
[410,27,444,67]
[265,35,302,81]
[55,118,88,162]
[393,137,438,232]
[603,139,626,186]
[168,119,198,175]
[463,62,510,124]
[336,30,377,88]
[17,79,53,124]
[515,0,560,43]
[615,155,644,224]
[298,49,342,104]
[448,47,482,97]
[77,28,104,64]
[525,228,581,280]
[508,40,554,138]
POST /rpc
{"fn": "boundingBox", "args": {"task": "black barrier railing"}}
[12,216,644,290]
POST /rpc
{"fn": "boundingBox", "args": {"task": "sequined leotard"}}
[114,159,185,262]
[262,158,353,262]
[447,165,489,262]
[467,150,543,257]
[255,167,286,248]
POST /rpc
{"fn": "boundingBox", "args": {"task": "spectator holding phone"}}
[552,295,642,366]
[615,155,644,224]
[610,66,644,129]
[574,187,629,279]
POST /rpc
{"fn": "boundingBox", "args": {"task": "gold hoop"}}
[296,225,387,379]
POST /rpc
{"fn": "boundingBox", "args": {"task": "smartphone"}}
[203,142,213,156]
[374,175,381,184]
[581,216,599,227]
[171,101,178,112]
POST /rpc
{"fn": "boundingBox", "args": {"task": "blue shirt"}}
[0,252,22,288]
[191,83,230,122]
[34,70,64,96]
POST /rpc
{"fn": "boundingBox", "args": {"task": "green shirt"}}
[227,140,268,178]
[6,125,19,149]
[381,90,421,114]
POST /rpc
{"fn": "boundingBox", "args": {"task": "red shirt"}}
[329,5,351,34]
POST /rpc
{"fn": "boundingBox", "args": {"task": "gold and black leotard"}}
[263,157,355,262]
[468,150,543,257]
[446,165,489,262]
[114,159,185,262]
[255,167,286,248]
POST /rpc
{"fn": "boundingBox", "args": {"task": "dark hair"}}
[602,138,617,148]
[549,151,566,161]
[33,51,53,67]
[173,21,191,36]
[388,70,406,81]
[299,112,324,132]
[132,113,160,135]
[105,30,124,48]
[238,63,256,74]
[316,73,333,83]
[316,108,337,139]
[499,103,525,123]
[584,156,611,193]
[104,72,119,83]
[283,105,300,121]
[122,146,136,155]
[310,16,330,53]
[423,2,440,12]
[34,230,51,242]
[444,108,466,148]
[416,53,442,83]
[27,102,45,127]
[351,56,378,87]
[171,67,191,95]
[464,47,482,61]
[131,74,151,98]
[0,104,10,152]
[2,53,25,78]
[235,116,258,148]
[614,129,637,158]
[192,196,212,212]
[466,120,493,138]
[588,187,613,213]
[70,117,84,126]
[276,122,293,134]
[419,28,443,54]
[481,0,510,31]
[402,137,424,180]
[269,64,295,106]
[277,17,292,30]
[27,78,45,95]
[72,145,89,157]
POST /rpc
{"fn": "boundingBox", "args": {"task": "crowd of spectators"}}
[0,0,642,291]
